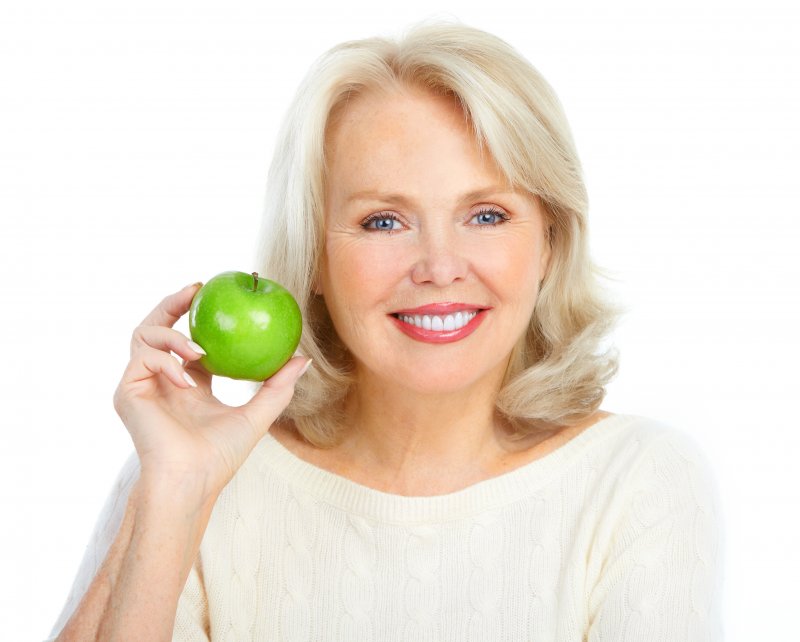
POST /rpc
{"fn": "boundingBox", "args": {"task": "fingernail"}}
[185,281,203,290]
[296,358,312,379]
[187,340,206,355]
[183,371,198,387]
[293,349,305,357]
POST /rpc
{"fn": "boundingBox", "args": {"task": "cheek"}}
[322,239,409,310]
[320,240,410,362]
[469,236,543,295]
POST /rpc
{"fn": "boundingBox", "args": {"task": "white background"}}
[1,0,798,640]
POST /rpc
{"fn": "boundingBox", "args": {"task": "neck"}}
[332,362,534,495]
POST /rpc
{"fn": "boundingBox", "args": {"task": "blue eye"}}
[470,208,509,226]
[361,213,402,232]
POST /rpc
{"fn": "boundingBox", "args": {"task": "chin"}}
[376,359,504,397]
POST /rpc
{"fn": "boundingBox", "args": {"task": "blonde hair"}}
[255,19,619,446]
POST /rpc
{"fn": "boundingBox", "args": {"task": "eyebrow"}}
[345,185,517,206]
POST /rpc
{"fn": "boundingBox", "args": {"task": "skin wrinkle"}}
[273,84,604,496]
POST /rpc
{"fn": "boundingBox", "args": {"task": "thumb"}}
[240,356,312,429]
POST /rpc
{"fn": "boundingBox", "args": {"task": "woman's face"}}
[319,86,551,396]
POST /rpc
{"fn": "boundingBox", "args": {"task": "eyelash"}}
[360,207,510,233]
[361,211,402,233]
[471,207,511,226]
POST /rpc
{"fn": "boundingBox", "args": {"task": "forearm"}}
[56,473,218,642]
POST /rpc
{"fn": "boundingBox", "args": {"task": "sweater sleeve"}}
[45,452,211,642]
[587,428,725,642]
[45,451,141,641]
[172,562,211,641]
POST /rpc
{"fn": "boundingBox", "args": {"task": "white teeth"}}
[397,311,478,332]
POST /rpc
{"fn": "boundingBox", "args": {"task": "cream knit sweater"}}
[47,414,724,641]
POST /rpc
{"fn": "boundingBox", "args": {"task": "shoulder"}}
[586,417,725,638]
[583,414,721,518]
[596,414,717,475]
[597,414,722,533]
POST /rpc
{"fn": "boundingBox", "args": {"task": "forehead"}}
[327,83,465,133]
[323,86,507,193]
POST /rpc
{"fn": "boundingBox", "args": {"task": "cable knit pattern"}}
[402,525,441,640]
[338,513,376,639]
[45,414,724,642]
[525,491,562,634]
[279,488,315,641]
[467,510,504,640]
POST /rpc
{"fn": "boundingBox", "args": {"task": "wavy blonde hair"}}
[254,19,619,446]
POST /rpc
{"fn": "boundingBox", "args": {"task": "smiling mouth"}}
[390,310,479,332]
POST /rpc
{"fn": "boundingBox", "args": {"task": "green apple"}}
[188,271,302,381]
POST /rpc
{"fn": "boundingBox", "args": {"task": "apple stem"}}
[251,272,258,291]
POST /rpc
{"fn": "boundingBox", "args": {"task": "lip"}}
[388,303,489,344]
[391,302,487,316]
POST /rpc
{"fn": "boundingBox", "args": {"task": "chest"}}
[198,473,610,641]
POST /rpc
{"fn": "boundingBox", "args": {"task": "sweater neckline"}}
[253,413,636,524]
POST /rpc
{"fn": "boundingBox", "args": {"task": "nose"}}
[410,227,469,287]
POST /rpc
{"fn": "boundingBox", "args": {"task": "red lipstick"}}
[392,302,483,316]
[388,303,489,344]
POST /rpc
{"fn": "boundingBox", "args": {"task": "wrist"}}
[135,467,221,519]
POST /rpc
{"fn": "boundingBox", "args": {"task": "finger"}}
[239,357,312,432]
[183,357,213,391]
[130,325,207,363]
[122,345,196,390]
[139,282,203,328]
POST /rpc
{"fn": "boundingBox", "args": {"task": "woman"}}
[49,21,723,641]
